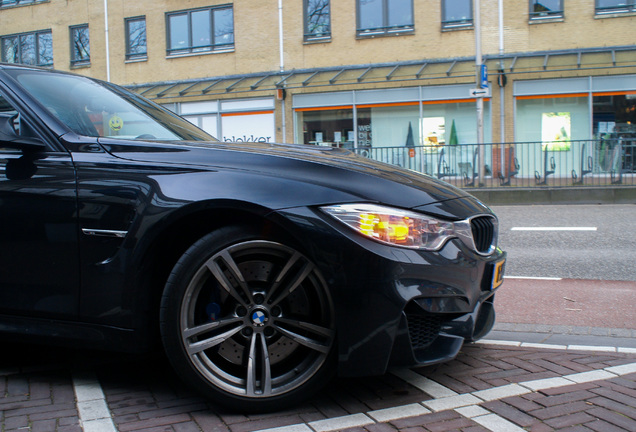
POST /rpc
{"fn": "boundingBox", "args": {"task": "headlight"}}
[321,203,457,250]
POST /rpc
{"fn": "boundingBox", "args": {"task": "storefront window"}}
[593,93,636,173]
[297,108,354,148]
[515,95,590,178]
[295,96,491,176]
[183,114,218,138]
[593,93,636,137]
[516,96,589,143]
[360,105,419,147]
[356,104,419,168]
[175,98,274,142]
[221,112,274,143]
[420,101,492,177]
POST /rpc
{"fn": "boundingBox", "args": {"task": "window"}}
[442,0,472,28]
[596,0,636,14]
[1,30,53,66]
[0,90,42,146]
[304,0,330,40]
[125,17,147,60]
[0,91,19,152]
[530,0,563,19]
[593,94,636,138]
[356,0,414,36]
[70,24,90,66]
[295,91,493,174]
[0,0,47,9]
[297,107,355,147]
[166,5,234,55]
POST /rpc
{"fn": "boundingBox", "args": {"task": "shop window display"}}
[169,98,274,143]
[296,101,491,176]
[593,93,636,173]
[515,96,589,178]
[298,108,355,148]
[593,93,636,137]
[419,102,492,177]
[516,96,589,143]
[359,105,419,169]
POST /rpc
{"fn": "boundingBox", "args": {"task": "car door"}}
[0,88,80,320]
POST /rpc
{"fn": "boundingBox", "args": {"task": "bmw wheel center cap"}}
[251,310,268,326]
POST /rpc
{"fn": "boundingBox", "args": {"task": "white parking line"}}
[390,368,458,397]
[253,359,636,432]
[308,413,374,432]
[478,339,636,354]
[73,372,118,432]
[511,226,597,231]
[504,276,563,281]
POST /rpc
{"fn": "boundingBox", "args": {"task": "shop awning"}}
[127,45,636,101]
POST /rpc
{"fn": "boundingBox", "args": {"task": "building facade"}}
[1,0,635,177]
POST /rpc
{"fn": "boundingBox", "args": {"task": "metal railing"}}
[354,139,636,189]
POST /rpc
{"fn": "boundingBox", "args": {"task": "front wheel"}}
[160,226,336,412]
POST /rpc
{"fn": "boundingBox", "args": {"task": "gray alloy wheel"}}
[161,228,336,410]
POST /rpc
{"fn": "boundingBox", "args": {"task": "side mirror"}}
[0,114,46,152]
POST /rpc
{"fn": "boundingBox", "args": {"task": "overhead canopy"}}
[128,45,636,101]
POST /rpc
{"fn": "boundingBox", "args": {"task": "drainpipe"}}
[278,0,284,73]
[104,0,111,81]
[499,0,505,175]
[278,0,286,142]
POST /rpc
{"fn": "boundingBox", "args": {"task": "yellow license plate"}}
[492,259,505,289]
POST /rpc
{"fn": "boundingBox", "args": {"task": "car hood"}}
[97,138,488,217]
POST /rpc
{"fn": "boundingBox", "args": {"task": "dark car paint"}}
[0,64,505,378]
[96,138,475,208]
[0,150,79,319]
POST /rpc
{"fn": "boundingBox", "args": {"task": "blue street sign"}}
[480,64,488,88]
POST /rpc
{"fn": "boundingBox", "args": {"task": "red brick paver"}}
[1,343,635,431]
[94,345,636,432]
[0,370,81,432]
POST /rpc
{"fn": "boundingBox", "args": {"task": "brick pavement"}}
[4,341,634,432]
[0,368,81,432]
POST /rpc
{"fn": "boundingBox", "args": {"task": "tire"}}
[160,226,336,412]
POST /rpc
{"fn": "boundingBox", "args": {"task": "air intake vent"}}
[406,313,441,350]
[470,216,496,254]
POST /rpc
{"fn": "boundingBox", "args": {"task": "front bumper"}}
[274,205,506,377]
[388,289,497,370]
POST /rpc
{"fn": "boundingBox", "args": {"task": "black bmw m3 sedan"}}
[0,63,505,411]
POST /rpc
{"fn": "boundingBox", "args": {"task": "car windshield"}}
[6,70,215,142]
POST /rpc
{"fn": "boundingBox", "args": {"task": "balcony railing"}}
[352,139,636,189]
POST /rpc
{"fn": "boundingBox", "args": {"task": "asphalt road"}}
[492,204,636,281]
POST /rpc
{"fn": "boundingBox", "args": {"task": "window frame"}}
[165,5,234,56]
[0,0,47,9]
[441,0,473,29]
[356,0,414,37]
[304,0,331,41]
[69,24,90,67]
[595,0,636,14]
[125,16,147,61]
[1,29,53,67]
[529,0,564,20]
